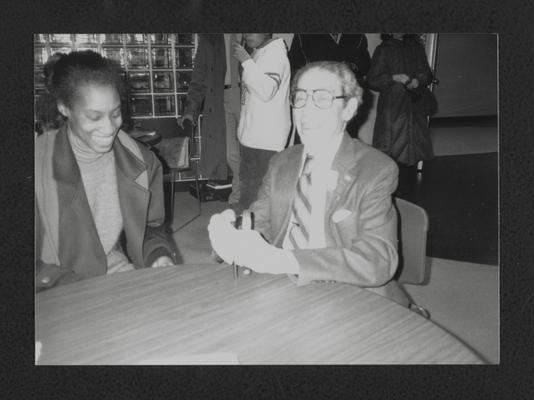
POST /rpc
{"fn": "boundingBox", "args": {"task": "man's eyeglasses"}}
[290,89,346,109]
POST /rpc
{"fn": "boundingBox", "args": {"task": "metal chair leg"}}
[170,170,176,222]
[171,160,202,233]
[409,303,431,319]
[194,161,201,216]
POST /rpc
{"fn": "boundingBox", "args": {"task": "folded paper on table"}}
[35,341,42,364]
[139,352,240,365]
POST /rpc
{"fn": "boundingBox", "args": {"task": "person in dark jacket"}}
[287,34,372,140]
[178,34,242,207]
[366,34,434,166]
[288,34,371,82]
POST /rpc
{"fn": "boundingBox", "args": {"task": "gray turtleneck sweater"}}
[68,129,134,274]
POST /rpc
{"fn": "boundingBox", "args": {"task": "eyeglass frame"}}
[290,88,346,109]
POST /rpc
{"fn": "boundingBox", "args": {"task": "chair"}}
[139,117,202,232]
[394,197,431,318]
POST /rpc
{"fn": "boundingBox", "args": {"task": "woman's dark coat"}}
[367,38,434,166]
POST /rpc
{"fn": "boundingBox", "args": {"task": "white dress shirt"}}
[283,132,344,249]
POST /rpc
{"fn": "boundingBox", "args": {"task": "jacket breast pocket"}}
[331,209,360,246]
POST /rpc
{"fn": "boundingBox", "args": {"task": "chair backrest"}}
[394,197,429,285]
[138,117,197,171]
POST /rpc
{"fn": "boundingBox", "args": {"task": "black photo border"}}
[3,0,533,398]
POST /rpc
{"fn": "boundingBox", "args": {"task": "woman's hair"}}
[49,50,125,108]
[35,50,125,133]
[291,61,363,115]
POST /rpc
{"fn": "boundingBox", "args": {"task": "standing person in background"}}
[233,33,291,212]
[288,34,371,82]
[179,34,242,208]
[287,34,372,140]
[35,51,178,291]
[366,34,434,168]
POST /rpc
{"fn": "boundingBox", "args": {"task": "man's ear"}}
[342,97,359,121]
[57,102,70,118]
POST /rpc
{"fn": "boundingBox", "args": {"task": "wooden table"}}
[35,264,483,365]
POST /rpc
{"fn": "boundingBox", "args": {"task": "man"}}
[208,61,409,306]
[179,34,241,208]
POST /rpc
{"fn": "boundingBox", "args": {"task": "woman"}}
[367,34,435,166]
[35,50,178,291]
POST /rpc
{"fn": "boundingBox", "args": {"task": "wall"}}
[432,34,497,117]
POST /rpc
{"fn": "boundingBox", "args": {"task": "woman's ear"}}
[342,97,359,121]
[57,102,70,118]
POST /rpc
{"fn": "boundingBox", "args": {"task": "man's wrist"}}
[270,247,299,275]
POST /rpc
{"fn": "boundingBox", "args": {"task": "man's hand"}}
[207,210,239,265]
[232,230,299,275]
[405,78,420,90]
[392,73,410,85]
[151,256,175,268]
[233,42,251,64]
[177,113,194,129]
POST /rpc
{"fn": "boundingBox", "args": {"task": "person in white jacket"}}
[233,33,291,211]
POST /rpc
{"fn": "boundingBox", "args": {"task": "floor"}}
[396,153,498,265]
[429,116,498,157]
[398,115,498,265]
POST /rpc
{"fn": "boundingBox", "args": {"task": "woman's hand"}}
[177,113,194,129]
[392,73,410,85]
[233,42,251,64]
[151,256,175,268]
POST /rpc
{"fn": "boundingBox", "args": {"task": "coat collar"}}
[331,132,362,177]
[53,125,147,188]
[325,133,365,216]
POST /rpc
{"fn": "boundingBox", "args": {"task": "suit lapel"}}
[325,133,361,219]
[53,126,107,276]
[272,145,303,245]
[114,138,150,266]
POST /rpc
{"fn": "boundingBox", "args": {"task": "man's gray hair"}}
[291,61,363,118]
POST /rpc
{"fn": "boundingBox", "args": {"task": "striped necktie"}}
[286,155,314,249]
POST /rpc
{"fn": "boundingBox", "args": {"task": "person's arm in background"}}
[348,34,371,81]
[407,41,434,90]
[236,40,288,102]
[179,35,209,127]
[366,45,410,91]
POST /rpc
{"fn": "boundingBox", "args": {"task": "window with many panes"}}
[34,33,202,181]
